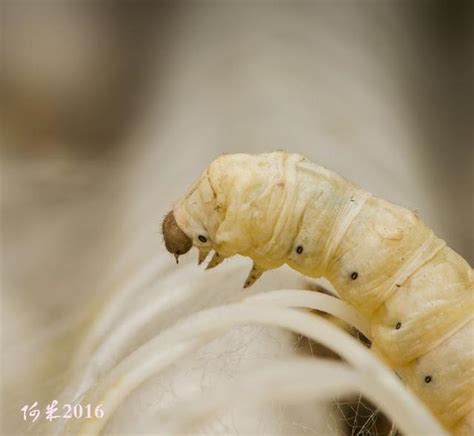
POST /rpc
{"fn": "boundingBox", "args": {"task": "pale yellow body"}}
[173,152,474,434]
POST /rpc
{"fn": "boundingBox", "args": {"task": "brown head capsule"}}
[162,211,192,263]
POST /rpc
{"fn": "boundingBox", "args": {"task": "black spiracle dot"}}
[424,375,432,384]
[296,245,304,255]
[395,322,401,330]
[198,235,207,243]
[350,272,358,280]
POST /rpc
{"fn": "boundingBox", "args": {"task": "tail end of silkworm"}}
[243,263,265,289]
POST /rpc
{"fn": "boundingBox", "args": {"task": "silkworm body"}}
[165,151,473,434]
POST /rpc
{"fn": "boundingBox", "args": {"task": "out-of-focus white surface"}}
[2,2,472,435]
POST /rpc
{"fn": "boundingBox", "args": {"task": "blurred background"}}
[1,1,473,435]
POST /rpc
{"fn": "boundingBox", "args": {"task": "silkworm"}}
[162,151,473,435]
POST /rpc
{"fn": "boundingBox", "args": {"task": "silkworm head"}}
[162,211,193,263]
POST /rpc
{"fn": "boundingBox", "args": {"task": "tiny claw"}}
[174,254,180,264]
[206,252,225,270]
[242,262,265,289]
[198,248,211,266]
